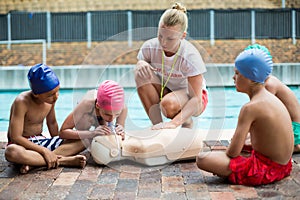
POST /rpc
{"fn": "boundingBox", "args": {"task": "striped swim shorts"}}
[28,135,63,151]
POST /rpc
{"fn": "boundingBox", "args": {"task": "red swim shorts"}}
[202,89,208,111]
[228,150,292,186]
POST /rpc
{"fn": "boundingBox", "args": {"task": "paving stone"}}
[119,164,142,174]
[275,178,300,197]
[0,178,12,192]
[139,171,161,184]
[210,191,235,200]
[44,185,72,200]
[113,191,137,200]
[161,164,182,177]
[137,188,161,199]
[257,190,284,199]
[186,190,211,200]
[65,180,94,200]
[78,165,102,182]
[0,176,33,199]
[138,182,161,198]
[89,184,115,199]
[0,164,20,178]
[116,179,138,193]
[207,182,232,192]
[97,171,119,185]
[161,176,185,193]
[119,166,141,179]
[182,170,204,185]
[185,184,211,200]
[36,167,63,180]
[160,192,187,200]
[230,185,258,199]
[184,183,209,192]
[53,172,81,186]
[22,179,53,195]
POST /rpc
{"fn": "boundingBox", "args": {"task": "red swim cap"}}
[96,80,125,111]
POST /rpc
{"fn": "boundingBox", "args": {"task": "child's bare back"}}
[197,47,293,186]
[245,89,293,165]
[244,44,300,153]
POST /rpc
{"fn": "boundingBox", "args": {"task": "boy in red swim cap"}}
[60,80,127,142]
[5,63,87,174]
[196,48,294,186]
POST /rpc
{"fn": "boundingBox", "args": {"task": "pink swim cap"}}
[97,80,125,111]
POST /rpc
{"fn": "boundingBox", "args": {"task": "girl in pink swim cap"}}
[59,80,127,141]
[96,80,125,112]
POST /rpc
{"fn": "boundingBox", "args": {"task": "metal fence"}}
[0,8,299,47]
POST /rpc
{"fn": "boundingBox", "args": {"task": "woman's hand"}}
[151,121,178,130]
[135,60,156,79]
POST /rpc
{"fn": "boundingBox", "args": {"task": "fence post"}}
[210,10,215,46]
[7,13,11,50]
[282,0,285,8]
[47,11,51,49]
[42,40,47,64]
[127,11,132,47]
[292,9,296,45]
[87,12,91,48]
[251,10,256,44]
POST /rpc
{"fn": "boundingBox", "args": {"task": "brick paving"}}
[1,39,300,67]
[1,141,300,200]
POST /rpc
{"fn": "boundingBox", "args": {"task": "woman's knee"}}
[160,98,180,118]
[196,151,210,168]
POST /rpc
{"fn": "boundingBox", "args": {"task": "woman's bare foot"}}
[58,155,87,168]
[182,118,193,128]
[20,165,33,174]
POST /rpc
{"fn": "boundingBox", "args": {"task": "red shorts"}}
[201,89,208,112]
[228,150,292,186]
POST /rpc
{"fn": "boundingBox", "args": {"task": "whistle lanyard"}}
[160,47,180,100]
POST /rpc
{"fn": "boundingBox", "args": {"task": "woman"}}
[134,2,208,129]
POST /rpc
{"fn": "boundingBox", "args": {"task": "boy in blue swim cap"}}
[245,44,300,153]
[5,63,86,174]
[197,48,293,186]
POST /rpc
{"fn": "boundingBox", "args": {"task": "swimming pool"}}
[1,86,300,132]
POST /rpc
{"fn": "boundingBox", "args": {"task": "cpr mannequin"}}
[91,127,205,166]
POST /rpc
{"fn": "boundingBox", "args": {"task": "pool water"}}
[1,86,300,132]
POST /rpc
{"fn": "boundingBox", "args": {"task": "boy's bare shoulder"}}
[12,91,33,105]
[241,93,274,115]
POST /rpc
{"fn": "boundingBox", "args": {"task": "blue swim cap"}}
[235,48,273,83]
[28,63,60,94]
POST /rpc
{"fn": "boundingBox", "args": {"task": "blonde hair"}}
[159,2,188,32]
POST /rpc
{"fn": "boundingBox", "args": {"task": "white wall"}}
[0,64,299,90]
